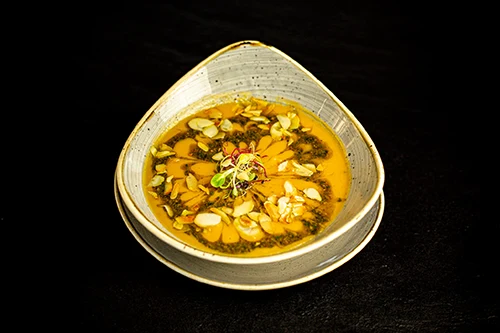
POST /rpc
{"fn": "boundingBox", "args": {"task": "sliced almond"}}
[250,116,270,124]
[264,201,280,221]
[148,175,165,187]
[197,141,209,152]
[155,150,176,158]
[303,187,322,201]
[219,119,233,132]
[185,173,198,191]
[198,184,210,195]
[233,216,264,242]
[170,182,180,199]
[247,211,261,222]
[276,114,291,130]
[210,207,232,224]
[188,118,214,131]
[212,151,224,161]
[194,213,222,227]
[155,164,167,173]
[162,204,174,217]
[270,122,283,140]
[202,124,219,138]
[292,161,314,177]
[232,199,255,217]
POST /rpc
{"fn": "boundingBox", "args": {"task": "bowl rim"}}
[115,40,385,265]
[115,174,385,290]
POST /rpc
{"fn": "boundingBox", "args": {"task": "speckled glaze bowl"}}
[115,40,385,289]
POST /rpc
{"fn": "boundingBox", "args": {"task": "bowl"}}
[115,40,385,289]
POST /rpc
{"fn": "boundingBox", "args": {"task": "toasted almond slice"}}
[260,220,286,235]
[163,181,173,195]
[267,194,278,205]
[292,161,314,177]
[292,204,306,216]
[155,164,167,173]
[155,150,176,158]
[270,122,283,140]
[247,211,261,222]
[162,205,174,217]
[303,164,316,172]
[303,187,322,201]
[284,180,296,196]
[148,191,158,199]
[232,200,255,217]
[264,201,280,221]
[277,196,290,215]
[278,160,289,172]
[316,163,325,171]
[212,151,224,161]
[202,124,218,138]
[289,113,300,130]
[233,217,264,242]
[293,195,305,202]
[150,146,158,157]
[170,182,180,199]
[219,119,233,132]
[250,116,270,124]
[148,175,165,187]
[197,141,209,152]
[188,118,214,131]
[276,114,291,130]
[257,124,270,130]
[212,132,226,140]
[301,127,312,132]
[248,110,262,116]
[194,213,222,227]
[185,173,198,191]
[160,143,174,151]
[210,207,232,224]
[198,184,210,195]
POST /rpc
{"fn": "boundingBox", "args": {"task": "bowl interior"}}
[117,40,384,261]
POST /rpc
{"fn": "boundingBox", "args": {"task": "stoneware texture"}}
[115,40,385,289]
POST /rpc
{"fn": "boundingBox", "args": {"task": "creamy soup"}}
[143,96,351,257]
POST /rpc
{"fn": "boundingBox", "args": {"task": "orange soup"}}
[143,96,351,257]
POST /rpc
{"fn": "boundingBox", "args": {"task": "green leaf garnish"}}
[209,144,269,197]
[210,173,226,188]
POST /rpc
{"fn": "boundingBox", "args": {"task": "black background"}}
[68,1,489,331]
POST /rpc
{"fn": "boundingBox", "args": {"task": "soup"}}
[143,96,351,257]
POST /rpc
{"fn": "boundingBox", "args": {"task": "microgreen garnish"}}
[210,144,268,197]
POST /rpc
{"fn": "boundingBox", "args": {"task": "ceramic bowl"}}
[115,40,385,289]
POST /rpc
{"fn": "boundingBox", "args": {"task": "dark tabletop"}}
[71,1,489,332]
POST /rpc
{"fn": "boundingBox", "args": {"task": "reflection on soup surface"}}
[144,96,351,257]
